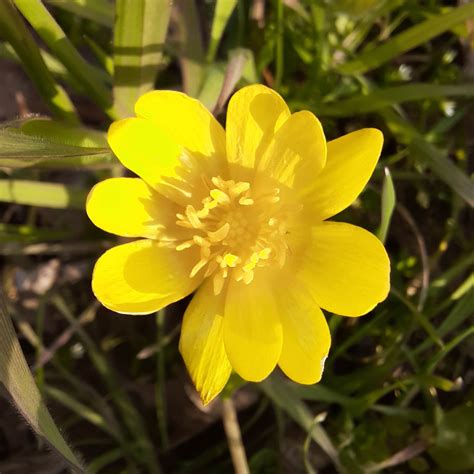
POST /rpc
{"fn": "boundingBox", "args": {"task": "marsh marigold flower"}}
[87,85,390,404]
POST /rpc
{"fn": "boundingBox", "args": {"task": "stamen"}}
[173,176,296,293]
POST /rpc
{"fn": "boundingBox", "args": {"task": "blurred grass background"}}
[0,0,473,473]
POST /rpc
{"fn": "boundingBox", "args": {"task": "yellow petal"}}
[92,240,201,315]
[298,222,390,317]
[226,84,290,178]
[277,284,331,384]
[135,90,226,176]
[179,279,232,405]
[223,273,283,381]
[307,128,383,221]
[107,117,184,194]
[86,178,179,239]
[257,110,326,194]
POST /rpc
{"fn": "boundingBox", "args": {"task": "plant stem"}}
[222,397,250,474]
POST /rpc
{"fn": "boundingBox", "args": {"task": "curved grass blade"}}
[45,0,114,28]
[0,1,78,123]
[312,83,474,117]
[378,167,396,243]
[0,293,84,472]
[14,0,113,112]
[207,0,238,63]
[260,375,345,473]
[337,3,474,75]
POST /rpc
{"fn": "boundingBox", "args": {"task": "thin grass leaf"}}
[382,108,474,207]
[0,1,78,123]
[337,2,474,74]
[390,288,444,348]
[311,83,474,116]
[45,0,114,28]
[14,0,112,112]
[425,326,474,374]
[0,293,84,472]
[44,386,116,437]
[214,48,254,114]
[175,0,205,97]
[0,180,87,209]
[260,376,345,473]
[113,0,172,117]
[207,0,238,63]
[52,295,161,474]
[409,137,474,208]
[0,41,85,94]
[378,167,396,243]
[87,448,125,474]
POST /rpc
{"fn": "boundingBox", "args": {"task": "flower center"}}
[174,176,291,294]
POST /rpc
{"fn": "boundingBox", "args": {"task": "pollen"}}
[174,176,293,294]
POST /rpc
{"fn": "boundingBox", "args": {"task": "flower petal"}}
[298,222,390,317]
[86,178,180,239]
[307,128,383,221]
[92,240,201,315]
[223,273,283,382]
[135,90,226,166]
[277,284,331,384]
[107,117,184,193]
[257,110,326,195]
[226,84,290,177]
[179,279,232,405]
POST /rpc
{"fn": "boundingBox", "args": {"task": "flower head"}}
[87,85,390,404]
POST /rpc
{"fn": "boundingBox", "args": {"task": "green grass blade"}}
[260,376,345,473]
[0,293,84,471]
[207,0,238,63]
[0,125,115,169]
[312,83,474,116]
[410,137,474,208]
[381,108,474,207]
[0,1,78,123]
[175,0,205,97]
[0,180,87,209]
[378,167,396,243]
[337,3,474,74]
[44,0,113,28]
[113,0,172,117]
[13,0,112,111]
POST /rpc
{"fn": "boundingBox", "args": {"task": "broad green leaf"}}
[0,1,78,123]
[378,167,396,243]
[0,180,88,209]
[0,123,115,169]
[14,0,112,112]
[260,376,345,473]
[113,0,172,117]
[45,0,114,27]
[312,83,474,116]
[0,294,84,471]
[429,405,474,471]
[337,3,474,74]
[207,0,238,63]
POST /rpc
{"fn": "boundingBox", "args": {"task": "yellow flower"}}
[87,84,390,404]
